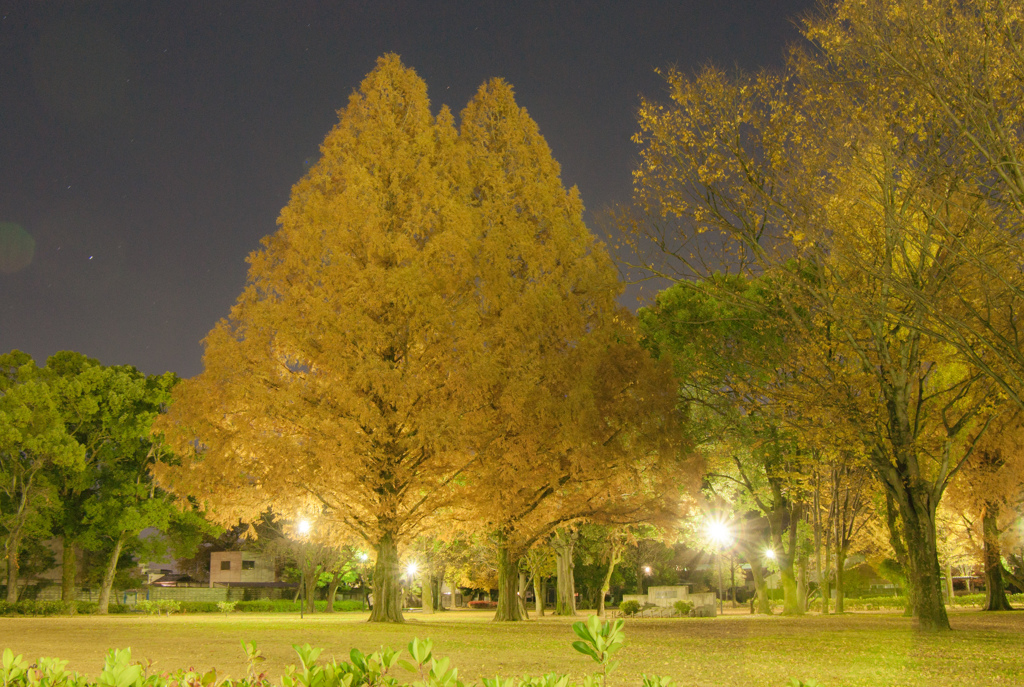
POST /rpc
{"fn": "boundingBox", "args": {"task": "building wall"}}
[209,551,276,586]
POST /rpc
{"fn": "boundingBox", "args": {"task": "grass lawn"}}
[2,608,1022,687]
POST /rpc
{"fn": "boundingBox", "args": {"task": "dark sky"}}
[0,0,815,378]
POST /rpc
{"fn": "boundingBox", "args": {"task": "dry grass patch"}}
[1,609,1022,686]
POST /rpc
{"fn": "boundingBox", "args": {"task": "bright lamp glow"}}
[643,565,652,575]
[764,548,777,561]
[297,520,311,535]
[706,519,732,547]
[406,562,418,577]
[358,552,369,562]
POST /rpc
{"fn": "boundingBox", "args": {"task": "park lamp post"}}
[297,519,311,619]
[706,519,732,615]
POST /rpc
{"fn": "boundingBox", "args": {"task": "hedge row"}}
[0,600,130,616]
[0,598,366,616]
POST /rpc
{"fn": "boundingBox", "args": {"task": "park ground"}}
[1,608,1022,687]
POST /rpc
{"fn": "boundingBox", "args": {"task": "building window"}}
[220,561,231,571]
[242,560,255,570]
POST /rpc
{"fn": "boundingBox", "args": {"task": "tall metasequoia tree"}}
[456,80,689,621]
[155,56,480,623]
[625,1,1007,631]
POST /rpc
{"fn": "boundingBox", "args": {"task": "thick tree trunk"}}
[552,530,576,616]
[533,575,545,616]
[369,532,404,623]
[982,506,1013,611]
[769,503,803,616]
[884,491,916,617]
[738,545,772,615]
[494,542,524,621]
[98,532,127,614]
[5,537,20,604]
[61,538,77,603]
[891,481,949,631]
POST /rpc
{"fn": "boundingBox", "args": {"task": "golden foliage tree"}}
[156,55,480,623]
[455,79,688,621]
[624,0,1015,631]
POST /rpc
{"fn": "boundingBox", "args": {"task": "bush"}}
[137,599,181,615]
[176,601,221,613]
[76,601,99,614]
[233,599,365,613]
[217,601,238,613]
[467,600,497,609]
[673,600,692,616]
[618,600,641,616]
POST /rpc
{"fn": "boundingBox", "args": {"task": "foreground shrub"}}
[672,601,692,616]
[0,619,818,687]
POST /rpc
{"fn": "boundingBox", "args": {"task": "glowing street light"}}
[705,518,732,614]
[297,520,311,536]
[406,562,419,578]
[358,552,369,562]
[706,519,732,547]
[764,548,777,561]
[643,566,652,575]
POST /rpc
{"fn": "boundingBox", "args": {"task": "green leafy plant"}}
[671,601,691,616]
[218,602,238,614]
[617,601,640,617]
[570,616,624,687]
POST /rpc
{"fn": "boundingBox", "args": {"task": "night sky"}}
[1,0,815,378]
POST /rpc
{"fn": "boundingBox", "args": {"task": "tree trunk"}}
[982,505,1013,611]
[796,551,808,612]
[835,545,846,614]
[435,564,446,611]
[884,491,916,617]
[494,542,524,621]
[533,575,545,616]
[597,545,623,618]
[98,532,127,614]
[822,519,832,615]
[518,571,530,619]
[945,561,953,606]
[730,554,738,608]
[61,538,77,603]
[326,574,340,613]
[745,554,771,615]
[422,567,434,615]
[5,535,20,604]
[889,478,949,631]
[552,530,576,616]
[369,532,404,622]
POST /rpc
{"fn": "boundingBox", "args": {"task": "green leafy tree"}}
[0,351,84,603]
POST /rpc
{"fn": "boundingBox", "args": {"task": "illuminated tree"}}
[156,55,478,623]
[624,1,1011,630]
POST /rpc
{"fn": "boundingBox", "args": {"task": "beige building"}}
[209,551,276,586]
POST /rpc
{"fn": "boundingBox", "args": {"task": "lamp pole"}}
[717,548,724,615]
